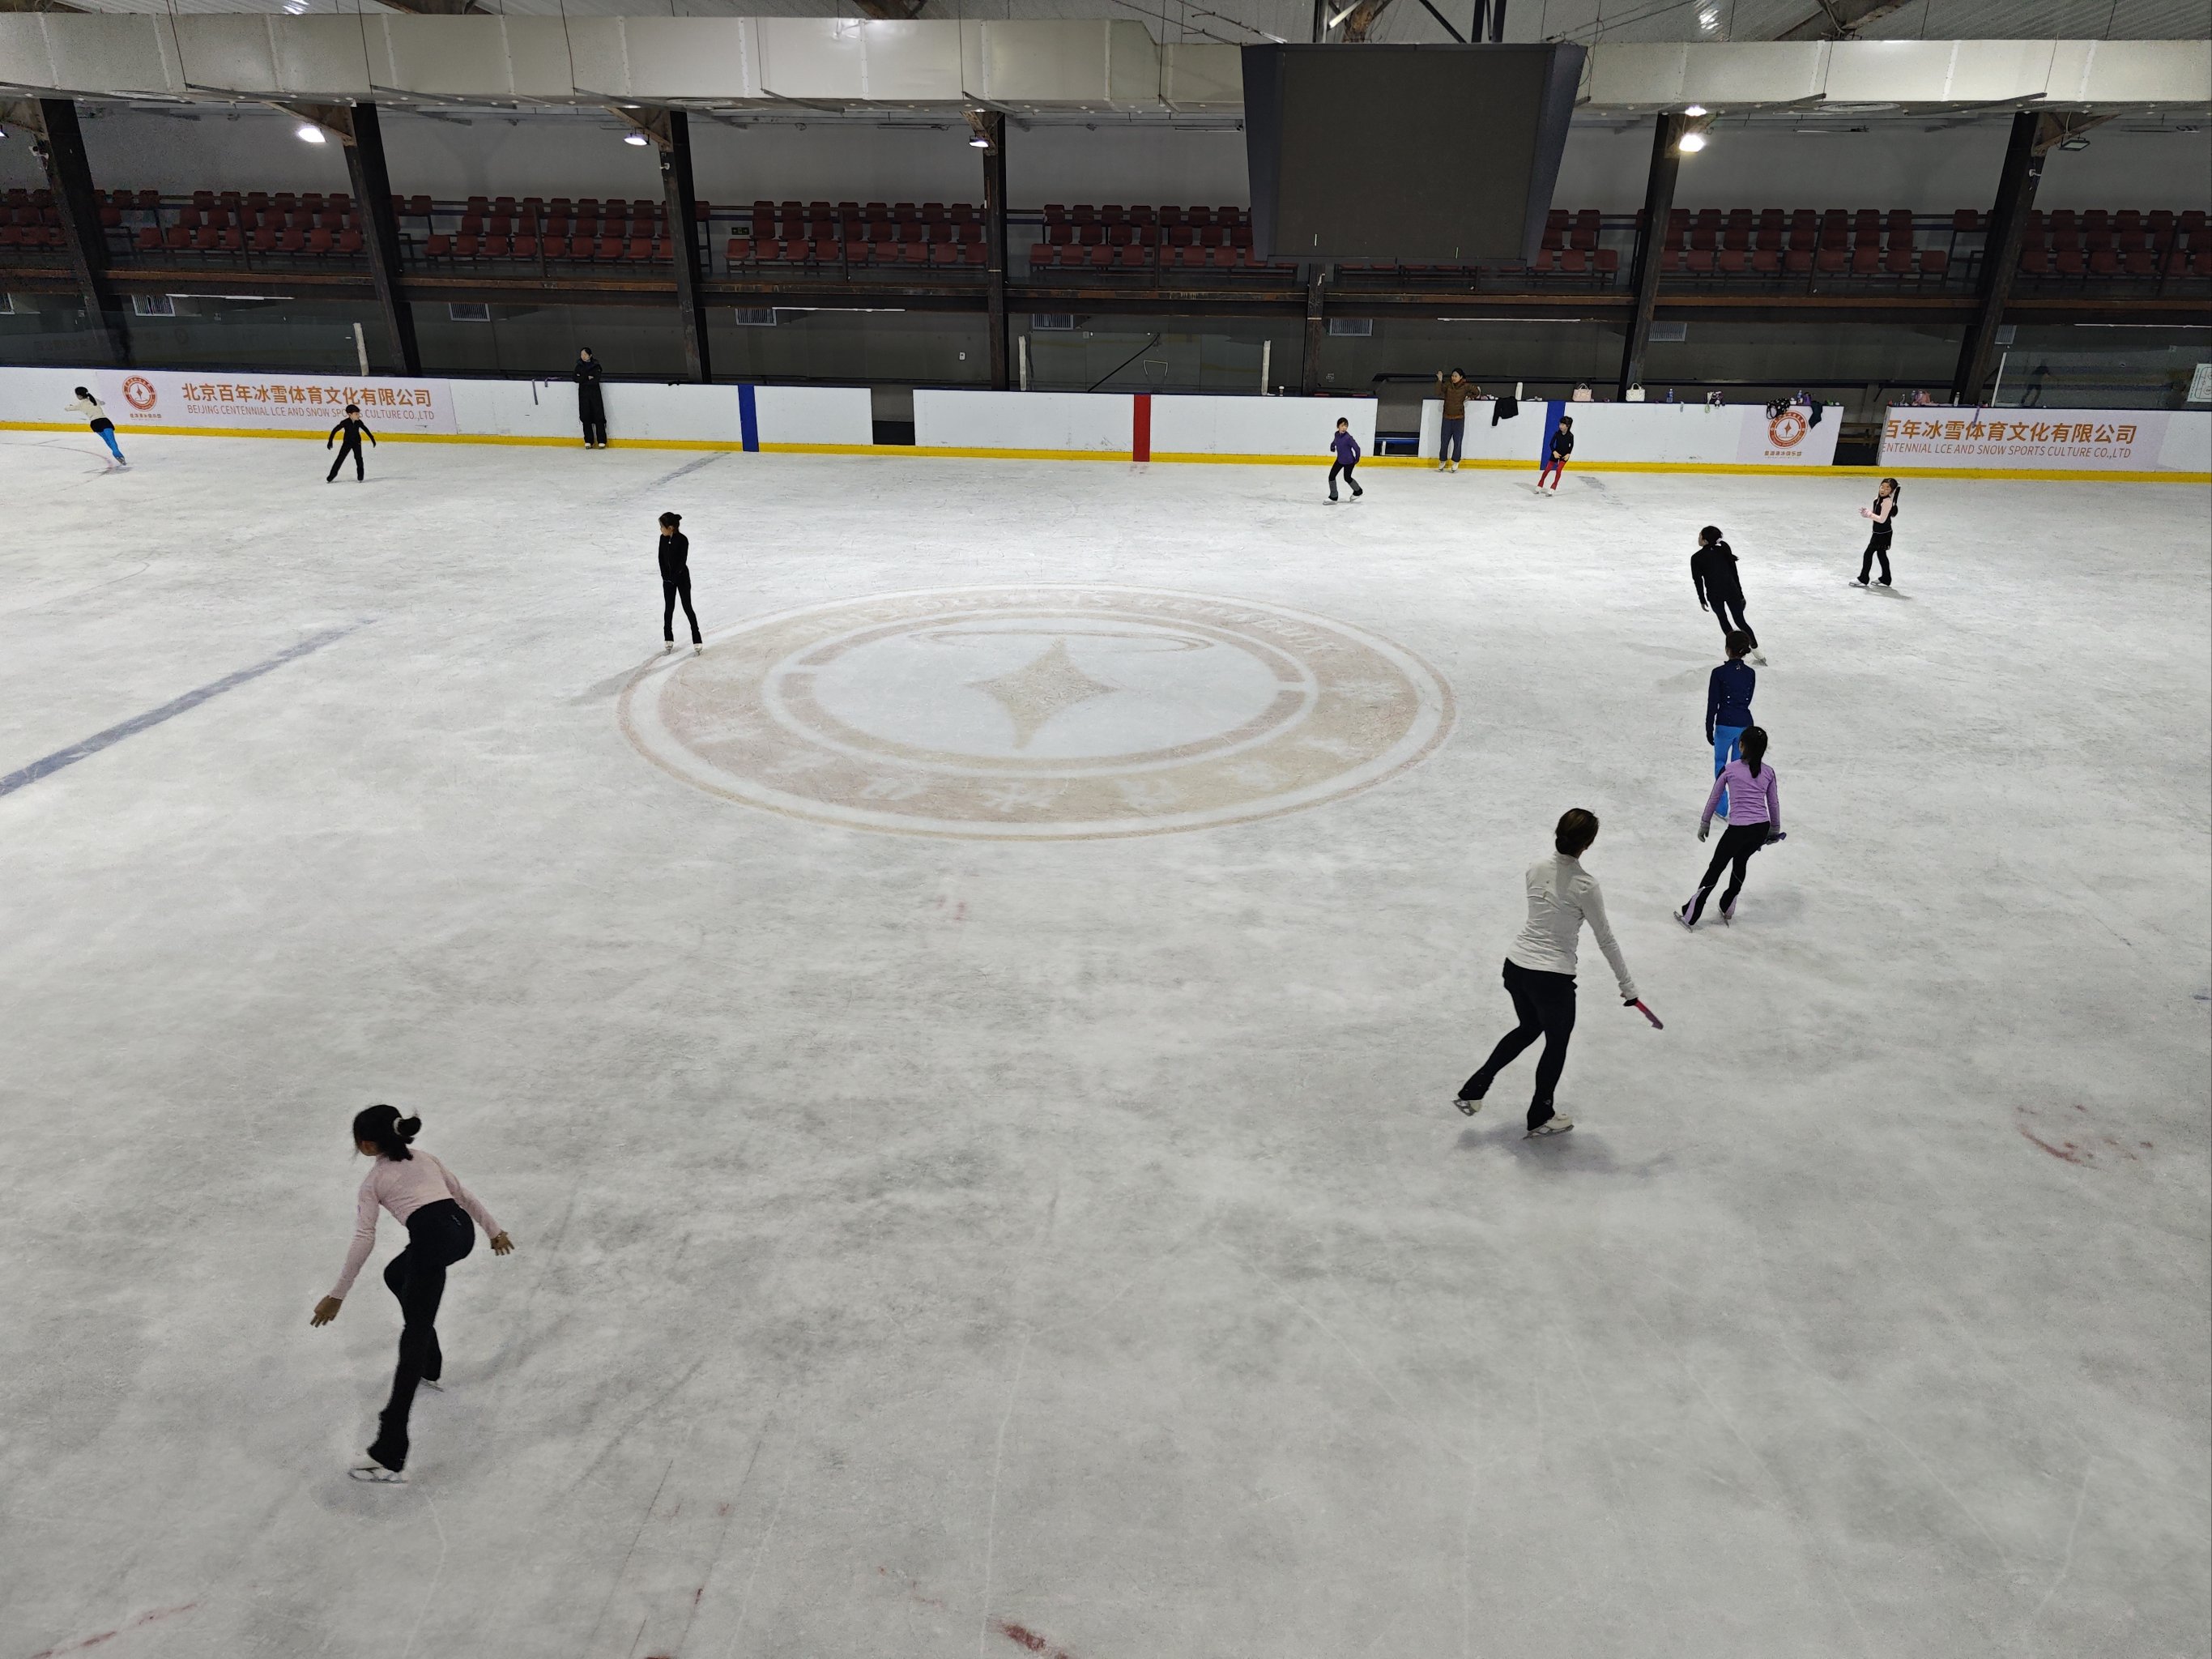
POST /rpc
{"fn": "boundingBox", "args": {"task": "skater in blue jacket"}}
[1328,418,1362,502]
[1707,629,1756,818]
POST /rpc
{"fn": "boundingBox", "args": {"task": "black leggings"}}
[367,1199,475,1472]
[663,574,701,644]
[1688,822,1771,922]
[1328,459,1361,497]
[326,437,364,481]
[1711,590,1757,649]
[1461,957,1577,1130]
[1858,535,1892,583]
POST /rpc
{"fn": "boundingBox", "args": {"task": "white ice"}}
[1,429,2206,1659]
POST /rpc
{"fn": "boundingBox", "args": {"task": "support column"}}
[979,111,1009,390]
[1301,262,1326,395]
[35,99,128,368]
[1950,109,2044,407]
[1617,111,1682,399]
[339,104,422,375]
[658,109,712,383]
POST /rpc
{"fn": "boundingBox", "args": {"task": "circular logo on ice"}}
[620,586,1455,839]
[121,375,158,412]
[1767,410,1808,449]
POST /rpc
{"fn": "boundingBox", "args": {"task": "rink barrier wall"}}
[3,370,2206,479]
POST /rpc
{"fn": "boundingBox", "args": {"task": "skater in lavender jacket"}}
[1328,418,1363,502]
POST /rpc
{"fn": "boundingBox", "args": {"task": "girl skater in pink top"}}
[1677,726,1784,928]
[310,1105,513,1482]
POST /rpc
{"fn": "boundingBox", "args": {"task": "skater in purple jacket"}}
[1328,418,1363,502]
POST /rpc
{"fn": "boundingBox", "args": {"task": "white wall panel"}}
[915,387,1135,452]
[1149,394,1373,458]
[755,384,872,446]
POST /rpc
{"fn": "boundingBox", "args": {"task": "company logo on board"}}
[620,587,1455,840]
[1767,410,1807,448]
[121,376,158,412]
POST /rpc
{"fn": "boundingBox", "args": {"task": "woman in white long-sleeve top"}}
[65,386,126,469]
[310,1105,513,1482]
[1454,808,1642,1137]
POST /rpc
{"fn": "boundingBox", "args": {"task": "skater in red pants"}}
[1537,416,1573,494]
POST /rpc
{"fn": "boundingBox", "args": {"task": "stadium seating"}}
[13,189,2203,292]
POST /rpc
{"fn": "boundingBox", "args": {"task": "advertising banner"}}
[97,370,458,434]
[1879,407,2172,471]
[1734,404,1841,467]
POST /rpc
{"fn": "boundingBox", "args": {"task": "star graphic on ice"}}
[969,638,1117,748]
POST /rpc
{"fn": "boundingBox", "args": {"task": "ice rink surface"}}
[1,428,2206,1659]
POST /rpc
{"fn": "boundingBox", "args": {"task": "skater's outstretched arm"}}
[363,424,377,447]
[327,422,343,449]
[1579,880,1637,1004]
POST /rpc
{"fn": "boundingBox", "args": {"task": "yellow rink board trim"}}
[4,421,2203,483]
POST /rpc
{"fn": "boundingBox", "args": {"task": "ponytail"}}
[1739,726,1768,781]
[352,1103,421,1161]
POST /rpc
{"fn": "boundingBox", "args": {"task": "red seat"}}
[1595,247,1620,277]
[135,226,162,252]
[630,237,654,261]
[2122,245,2157,277]
[251,227,279,254]
[2018,246,2048,275]
[1716,248,1745,273]
[1686,247,1715,272]
[1816,248,1845,272]
[1851,245,1879,273]
[279,228,305,253]
[1918,249,1949,276]
[727,236,752,263]
[1751,248,1779,273]
[1561,247,1588,275]
[1884,243,1913,275]
[511,234,536,259]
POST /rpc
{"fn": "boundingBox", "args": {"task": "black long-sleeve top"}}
[326,417,375,448]
[575,358,606,416]
[657,529,690,581]
[1690,542,1742,606]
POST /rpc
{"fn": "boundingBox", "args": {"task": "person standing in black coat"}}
[326,404,375,482]
[1690,525,1763,660]
[575,348,607,449]
[658,512,701,654]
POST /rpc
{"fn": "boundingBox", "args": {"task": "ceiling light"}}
[283,1,308,12]
[623,130,649,147]
[1698,7,1720,29]
[1682,103,1707,117]
[296,123,326,144]
[969,134,990,147]
[1677,130,1707,152]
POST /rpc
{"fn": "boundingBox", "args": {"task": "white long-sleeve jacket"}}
[1505,854,1637,1001]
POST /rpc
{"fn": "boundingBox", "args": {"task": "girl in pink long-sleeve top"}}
[1677,726,1784,928]
[310,1105,513,1482]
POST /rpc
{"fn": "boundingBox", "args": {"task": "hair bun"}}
[396,1114,422,1137]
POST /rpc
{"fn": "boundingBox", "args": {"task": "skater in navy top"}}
[1707,630,1756,817]
[1328,419,1362,501]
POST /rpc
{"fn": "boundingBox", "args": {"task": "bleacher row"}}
[728,199,987,267]
[6,186,2208,285]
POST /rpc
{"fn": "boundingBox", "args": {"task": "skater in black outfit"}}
[1453,808,1643,1137]
[1855,477,1900,586]
[325,404,375,481]
[311,1105,512,1482]
[575,347,607,449]
[1690,525,1762,659]
[658,511,701,653]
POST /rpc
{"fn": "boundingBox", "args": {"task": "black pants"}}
[663,574,701,644]
[367,1199,474,1472]
[1710,589,1757,649]
[1328,459,1361,499]
[1687,821,1771,922]
[582,415,607,446]
[1461,957,1577,1129]
[326,437,364,481]
[1858,535,1892,583]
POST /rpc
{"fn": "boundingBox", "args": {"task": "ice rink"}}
[2,427,2206,1659]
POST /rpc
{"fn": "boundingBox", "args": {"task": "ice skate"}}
[663,642,675,654]
[1720,898,1736,925]
[1453,1094,1482,1116]
[1748,650,1767,665]
[348,1460,405,1483]
[1675,902,1696,928]
[1527,1115,1574,1138]
[692,643,703,656]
